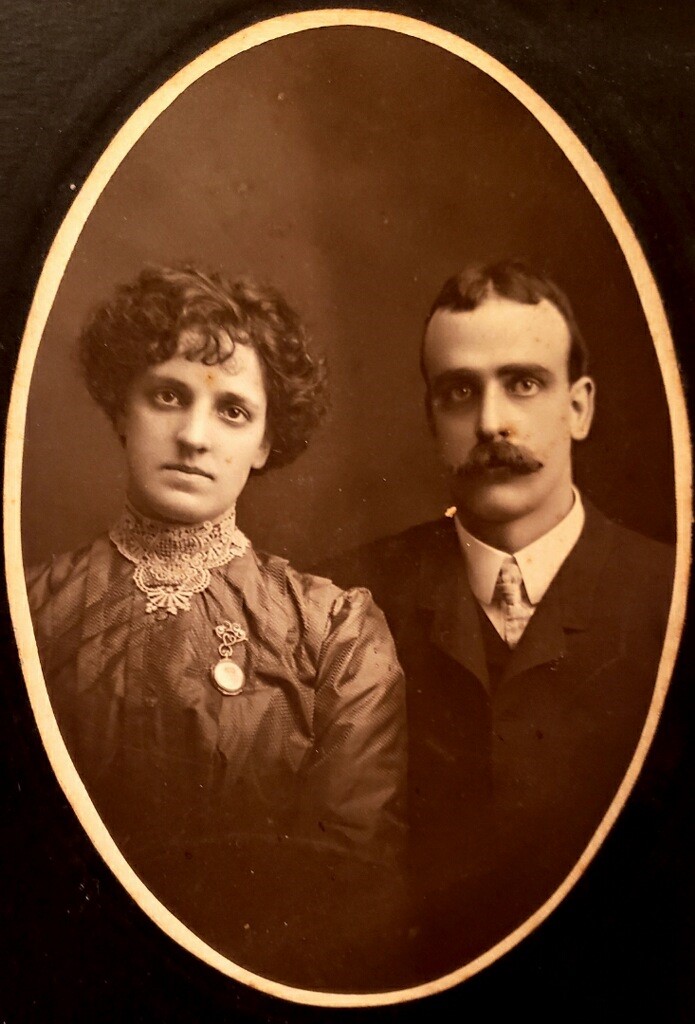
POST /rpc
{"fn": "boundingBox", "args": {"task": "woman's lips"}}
[162,463,214,480]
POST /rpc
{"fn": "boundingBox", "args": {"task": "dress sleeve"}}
[293,585,407,864]
[25,549,91,674]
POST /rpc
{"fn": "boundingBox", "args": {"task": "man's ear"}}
[252,435,272,471]
[424,390,436,435]
[569,375,595,441]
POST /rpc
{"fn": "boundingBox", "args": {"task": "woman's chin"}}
[128,493,233,526]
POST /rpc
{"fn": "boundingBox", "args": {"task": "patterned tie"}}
[494,556,532,648]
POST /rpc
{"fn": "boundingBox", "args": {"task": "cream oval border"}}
[4,7,692,1009]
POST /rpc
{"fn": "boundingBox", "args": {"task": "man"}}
[324,260,675,982]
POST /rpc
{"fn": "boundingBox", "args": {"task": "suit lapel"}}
[501,585,567,682]
[412,503,617,687]
[417,521,490,690]
[502,500,616,682]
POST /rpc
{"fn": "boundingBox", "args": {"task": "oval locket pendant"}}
[211,659,245,695]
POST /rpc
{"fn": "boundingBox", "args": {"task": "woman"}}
[26,265,407,988]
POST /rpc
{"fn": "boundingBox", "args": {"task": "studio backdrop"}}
[20,21,675,571]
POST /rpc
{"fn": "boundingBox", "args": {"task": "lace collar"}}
[109,505,249,616]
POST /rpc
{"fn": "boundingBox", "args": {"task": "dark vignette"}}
[1,2,693,1022]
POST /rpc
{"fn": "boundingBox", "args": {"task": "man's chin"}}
[451,477,538,525]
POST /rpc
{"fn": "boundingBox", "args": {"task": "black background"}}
[2,2,693,1021]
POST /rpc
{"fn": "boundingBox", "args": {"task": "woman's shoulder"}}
[247,549,400,700]
[25,535,113,609]
[252,547,375,613]
[248,548,385,651]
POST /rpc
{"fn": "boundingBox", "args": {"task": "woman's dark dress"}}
[27,532,407,990]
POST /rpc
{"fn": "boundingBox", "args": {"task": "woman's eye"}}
[219,405,248,423]
[509,378,541,397]
[153,389,181,407]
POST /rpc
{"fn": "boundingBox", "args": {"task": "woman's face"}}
[117,343,270,524]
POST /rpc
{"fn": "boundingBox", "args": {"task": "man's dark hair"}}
[78,264,328,471]
[421,259,589,385]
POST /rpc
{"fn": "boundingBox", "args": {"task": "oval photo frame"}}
[4,8,691,1008]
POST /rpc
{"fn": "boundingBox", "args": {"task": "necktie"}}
[494,556,532,648]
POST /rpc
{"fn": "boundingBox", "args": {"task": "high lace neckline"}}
[109,504,249,616]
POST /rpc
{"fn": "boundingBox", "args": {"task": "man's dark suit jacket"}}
[323,500,675,983]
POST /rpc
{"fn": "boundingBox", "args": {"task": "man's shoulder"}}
[317,518,454,596]
[586,502,675,577]
[578,502,676,631]
[358,517,454,561]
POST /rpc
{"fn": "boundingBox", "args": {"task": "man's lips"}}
[161,463,214,480]
[457,440,544,478]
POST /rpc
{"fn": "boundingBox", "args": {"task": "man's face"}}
[118,341,270,525]
[423,295,594,540]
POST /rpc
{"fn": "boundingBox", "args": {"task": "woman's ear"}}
[252,435,271,470]
[114,411,128,447]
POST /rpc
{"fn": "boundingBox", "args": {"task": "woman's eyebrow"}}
[145,369,264,413]
[146,373,191,393]
[216,388,263,413]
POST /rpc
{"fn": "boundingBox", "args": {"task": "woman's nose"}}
[476,384,512,441]
[175,405,212,452]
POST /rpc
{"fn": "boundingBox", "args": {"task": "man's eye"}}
[508,378,541,397]
[443,384,473,403]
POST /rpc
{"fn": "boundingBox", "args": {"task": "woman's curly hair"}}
[78,264,328,471]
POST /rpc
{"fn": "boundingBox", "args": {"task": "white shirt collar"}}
[454,488,585,607]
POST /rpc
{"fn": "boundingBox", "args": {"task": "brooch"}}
[211,620,248,695]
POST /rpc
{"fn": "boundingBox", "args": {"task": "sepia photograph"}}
[2,2,692,1019]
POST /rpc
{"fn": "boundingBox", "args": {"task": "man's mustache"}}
[456,440,544,478]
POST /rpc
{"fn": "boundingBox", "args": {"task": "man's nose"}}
[476,384,512,442]
[176,404,212,452]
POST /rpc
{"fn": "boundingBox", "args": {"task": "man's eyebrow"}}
[429,368,481,391]
[428,364,557,394]
[496,363,554,380]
